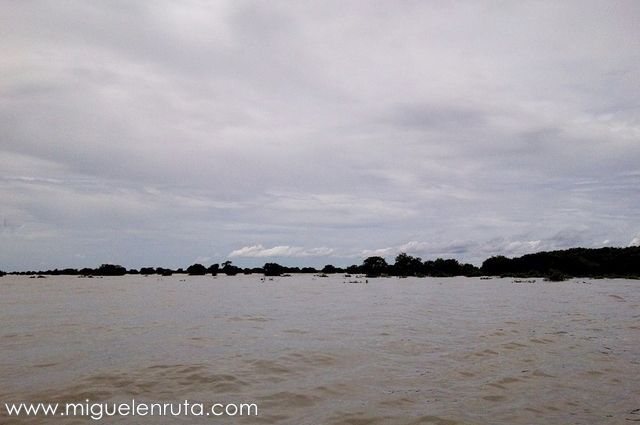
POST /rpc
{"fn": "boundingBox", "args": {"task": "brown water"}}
[1,275,639,424]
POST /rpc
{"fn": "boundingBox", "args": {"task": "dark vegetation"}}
[480,247,640,279]
[186,263,206,275]
[221,261,241,276]
[3,247,639,280]
[263,263,286,277]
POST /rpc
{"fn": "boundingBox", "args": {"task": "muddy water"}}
[1,275,639,424]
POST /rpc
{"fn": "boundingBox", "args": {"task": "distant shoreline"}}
[2,246,639,281]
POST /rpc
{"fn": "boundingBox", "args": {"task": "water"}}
[1,275,639,424]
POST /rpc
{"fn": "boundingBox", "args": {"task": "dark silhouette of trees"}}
[479,255,512,275]
[263,263,285,276]
[221,261,241,275]
[357,254,479,278]
[423,258,477,277]
[187,263,207,275]
[546,269,569,281]
[358,253,478,278]
[0,270,5,277]
[459,262,479,276]
[362,256,389,277]
[207,263,219,276]
[480,247,640,279]
[39,268,80,275]
[393,253,423,276]
[95,264,126,276]
[262,263,317,275]
[322,264,343,274]
[8,246,640,279]
[157,268,173,276]
[345,264,361,274]
[244,267,262,274]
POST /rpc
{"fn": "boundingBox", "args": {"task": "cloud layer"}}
[1,1,639,270]
[229,245,334,258]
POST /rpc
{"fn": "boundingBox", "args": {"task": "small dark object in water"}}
[512,279,535,284]
[545,270,569,282]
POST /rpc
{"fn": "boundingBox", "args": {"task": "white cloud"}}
[630,234,640,247]
[360,241,432,258]
[229,245,334,258]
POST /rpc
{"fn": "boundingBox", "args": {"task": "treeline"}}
[481,246,640,279]
[344,254,478,277]
[1,255,478,278]
[2,246,639,280]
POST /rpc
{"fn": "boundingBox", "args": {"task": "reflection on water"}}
[1,275,639,424]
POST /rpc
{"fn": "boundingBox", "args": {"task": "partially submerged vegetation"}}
[3,246,639,281]
[481,247,640,280]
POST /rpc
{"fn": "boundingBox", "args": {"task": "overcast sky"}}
[1,1,639,270]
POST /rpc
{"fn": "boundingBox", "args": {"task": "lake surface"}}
[1,275,639,424]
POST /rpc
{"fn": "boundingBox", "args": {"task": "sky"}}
[1,1,639,271]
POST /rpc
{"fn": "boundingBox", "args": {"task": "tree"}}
[478,247,640,278]
[207,263,219,276]
[362,256,389,277]
[96,264,126,276]
[187,263,206,275]
[221,261,240,276]
[263,263,285,276]
[431,258,461,276]
[322,264,339,274]
[459,262,479,276]
[157,268,173,276]
[393,253,423,276]
[346,264,361,274]
[481,256,512,275]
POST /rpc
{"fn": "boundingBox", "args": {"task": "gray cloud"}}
[1,1,639,270]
